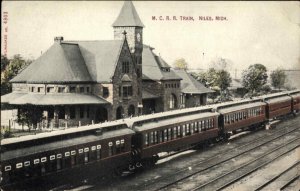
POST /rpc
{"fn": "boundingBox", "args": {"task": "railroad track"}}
[135,120,300,191]
[190,137,300,191]
[254,161,300,191]
[280,175,300,191]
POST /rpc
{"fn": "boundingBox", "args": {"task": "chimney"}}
[54,36,64,44]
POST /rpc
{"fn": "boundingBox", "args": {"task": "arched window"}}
[169,94,177,109]
[128,105,135,117]
[116,106,124,119]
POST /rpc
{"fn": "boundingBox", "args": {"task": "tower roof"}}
[112,1,144,27]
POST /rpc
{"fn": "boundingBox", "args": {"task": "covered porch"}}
[1,92,110,129]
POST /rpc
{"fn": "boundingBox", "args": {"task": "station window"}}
[122,86,133,97]
[122,61,130,73]
[80,87,85,93]
[70,86,76,93]
[86,87,90,93]
[79,106,84,118]
[70,106,76,119]
[103,87,109,98]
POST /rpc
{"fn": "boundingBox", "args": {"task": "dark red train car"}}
[290,93,300,113]
[0,121,135,188]
[132,112,220,161]
[264,96,292,119]
[218,102,267,133]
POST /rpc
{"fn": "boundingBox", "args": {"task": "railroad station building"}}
[1,1,213,128]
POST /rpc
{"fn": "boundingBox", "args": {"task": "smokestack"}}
[54,36,64,44]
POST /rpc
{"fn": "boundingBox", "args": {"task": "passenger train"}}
[1,90,299,188]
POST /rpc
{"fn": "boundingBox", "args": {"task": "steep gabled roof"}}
[175,69,214,94]
[11,43,92,83]
[143,45,181,81]
[68,40,124,82]
[112,1,144,27]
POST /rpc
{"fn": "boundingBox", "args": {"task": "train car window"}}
[71,155,76,166]
[41,157,47,163]
[57,154,62,159]
[79,149,84,154]
[41,164,46,174]
[24,161,30,166]
[168,128,172,140]
[34,159,40,164]
[116,140,121,153]
[91,146,96,151]
[173,127,177,139]
[90,147,97,161]
[159,131,162,143]
[150,132,154,144]
[194,122,198,132]
[187,124,190,135]
[182,125,186,137]
[164,129,168,141]
[16,163,23,169]
[84,147,90,153]
[191,123,194,134]
[71,150,76,155]
[65,152,70,157]
[50,155,55,161]
[97,149,101,160]
[97,145,102,150]
[145,133,149,146]
[108,142,113,156]
[57,158,62,170]
[84,152,89,163]
[154,131,158,144]
[5,166,11,171]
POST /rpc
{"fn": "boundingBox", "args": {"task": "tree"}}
[202,68,232,92]
[17,106,44,131]
[173,58,189,70]
[270,69,286,90]
[242,64,268,95]
[1,54,33,95]
[1,55,9,72]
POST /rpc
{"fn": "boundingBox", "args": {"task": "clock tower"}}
[113,1,144,113]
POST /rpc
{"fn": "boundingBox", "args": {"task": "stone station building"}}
[1,1,213,128]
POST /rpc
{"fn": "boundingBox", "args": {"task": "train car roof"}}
[259,91,290,100]
[218,102,266,114]
[124,104,214,127]
[134,112,219,132]
[1,120,129,146]
[2,128,134,161]
[264,95,291,103]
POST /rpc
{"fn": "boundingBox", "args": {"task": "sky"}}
[1,1,300,73]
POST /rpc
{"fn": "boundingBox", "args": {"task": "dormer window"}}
[47,87,55,93]
[58,87,65,93]
[122,61,130,73]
